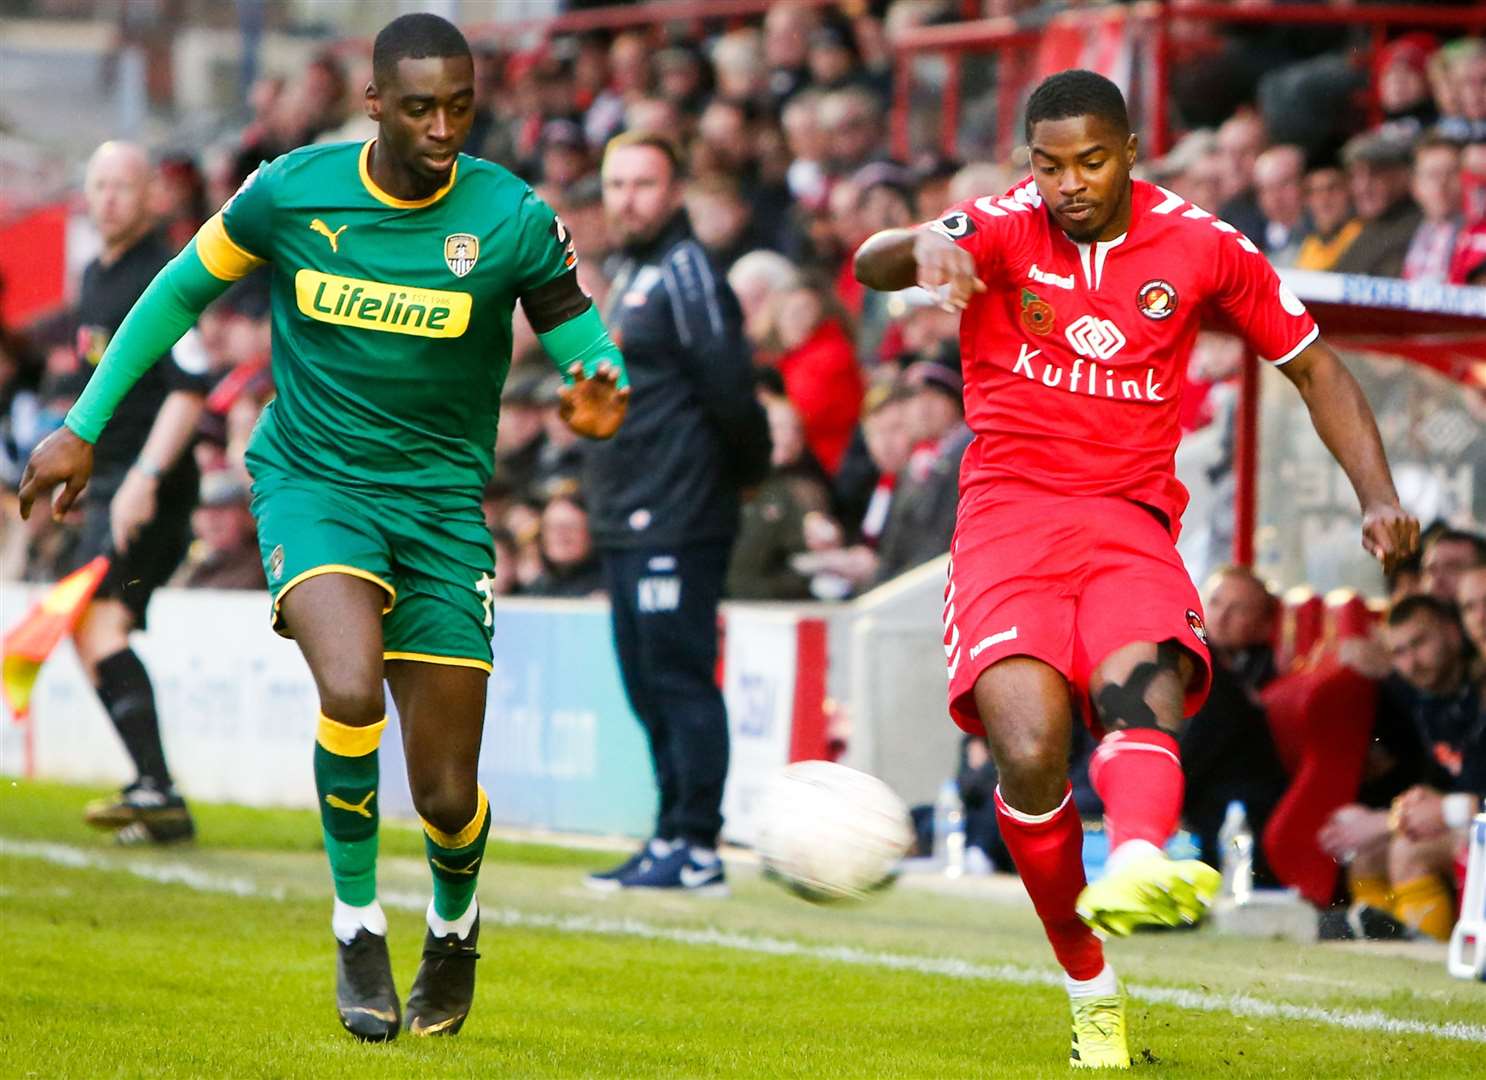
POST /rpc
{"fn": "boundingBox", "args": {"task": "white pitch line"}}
[5,837,1484,1045]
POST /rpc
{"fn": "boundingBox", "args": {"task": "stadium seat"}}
[1258,655,1377,907]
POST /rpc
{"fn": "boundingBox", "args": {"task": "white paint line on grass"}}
[5,837,1484,1045]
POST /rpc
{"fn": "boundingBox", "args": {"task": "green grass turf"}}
[1,780,1483,1078]
[0,778,613,867]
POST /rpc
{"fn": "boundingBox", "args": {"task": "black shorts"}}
[61,478,195,630]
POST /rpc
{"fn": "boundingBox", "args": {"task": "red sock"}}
[1089,729,1184,852]
[995,785,1104,980]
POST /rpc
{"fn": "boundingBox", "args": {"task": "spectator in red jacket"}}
[762,282,864,475]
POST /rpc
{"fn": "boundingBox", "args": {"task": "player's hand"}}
[1391,786,1447,841]
[1361,502,1419,575]
[110,466,158,554]
[17,426,94,522]
[912,230,985,312]
[560,361,629,440]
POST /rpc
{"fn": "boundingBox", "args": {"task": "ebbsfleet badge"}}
[1137,279,1178,320]
[444,232,479,277]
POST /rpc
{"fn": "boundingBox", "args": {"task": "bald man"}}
[63,141,210,843]
[1253,144,1308,266]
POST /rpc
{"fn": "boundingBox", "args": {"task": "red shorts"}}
[943,484,1212,736]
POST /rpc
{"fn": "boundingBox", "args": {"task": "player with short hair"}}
[855,70,1418,1068]
[20,12,628,1044]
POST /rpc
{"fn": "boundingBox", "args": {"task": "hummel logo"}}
[325,790,375,818]
[430,856,483,876]
[1029,264,1074,290]
[679,864,720,888]
[310,218,348,253]
[969,626,1018,660]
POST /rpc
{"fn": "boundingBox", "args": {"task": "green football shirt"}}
[203,140,576,497]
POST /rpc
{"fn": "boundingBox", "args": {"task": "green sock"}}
[314,713,386,906]
[423,786,490,920]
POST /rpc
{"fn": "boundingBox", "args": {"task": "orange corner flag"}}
[2,556,110,722]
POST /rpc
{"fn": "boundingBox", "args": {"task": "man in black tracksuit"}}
[584,133,770,894]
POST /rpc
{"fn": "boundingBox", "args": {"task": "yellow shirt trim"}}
[316,713,387,757]
[422,786,490,849]
[358,140,458,209]
[196,212,265,281]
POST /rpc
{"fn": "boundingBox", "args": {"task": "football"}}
[755,760,914,904]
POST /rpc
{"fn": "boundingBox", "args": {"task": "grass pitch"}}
[2,780,1482,1078]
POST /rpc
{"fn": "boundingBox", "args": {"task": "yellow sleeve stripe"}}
[316,713,387,757]
[195,211,265,281]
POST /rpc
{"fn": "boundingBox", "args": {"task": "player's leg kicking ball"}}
[1076,729,1221,937]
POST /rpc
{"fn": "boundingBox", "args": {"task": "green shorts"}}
[250,470,495,672]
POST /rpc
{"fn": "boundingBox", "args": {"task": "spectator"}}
[781,90,829,208]
[727,391,835,600]
[872,360,971,585]
[527,494,604,599]
[530,376,585,501]
[1294,163,1362,271]
[1215,109,1269,243]
[490,526,521,598]
[1402,134,1464,283]
[761,281,864,476]
[1332,130,1423,277]
[1448,139,1486,285]
[1438,39,1486,144]
[1148,129,1223,212]
[171,470,265,590]
[711,28,767,107]
[818,86,884,176]
[728,250,804,349]
[493,359,550,498]
[584,31,650,149]
[1252,144,1308,265]
[831,382,914,553]
[1202,565,1281,692]
[655,44,711,118]
[1320,595,1484,941]
[763,2,820,106]
[1375,33,1440,139]
[1420,527,1486,603]
[1459,564,1486,672]
[536,119,590,187]
[1180,567,1288,883]
[686,175,764,271]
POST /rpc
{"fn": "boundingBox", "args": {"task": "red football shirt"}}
[931,178,1318,535]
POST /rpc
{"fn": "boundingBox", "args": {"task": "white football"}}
[755,760,914,903]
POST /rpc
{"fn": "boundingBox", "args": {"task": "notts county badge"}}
[444,232,480,277]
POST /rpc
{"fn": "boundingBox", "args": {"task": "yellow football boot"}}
[1069,989,1130,1069]
[1076,855,1221,936]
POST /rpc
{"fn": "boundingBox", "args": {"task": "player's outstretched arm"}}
[1279,339,1420,571]
[853,227,986,311]
[19,239,237,521]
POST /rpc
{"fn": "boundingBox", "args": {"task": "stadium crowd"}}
[0,0,1484,937]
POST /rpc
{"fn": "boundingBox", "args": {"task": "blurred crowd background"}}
[2,0,1482,603]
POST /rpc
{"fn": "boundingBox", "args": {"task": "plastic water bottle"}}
[933,779,966,878]
[1219,800,1254,905]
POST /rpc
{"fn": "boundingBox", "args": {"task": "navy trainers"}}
[623,842,729,897]
[584,838,671,893]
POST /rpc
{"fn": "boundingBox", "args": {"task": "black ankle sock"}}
[95,648,172,789]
